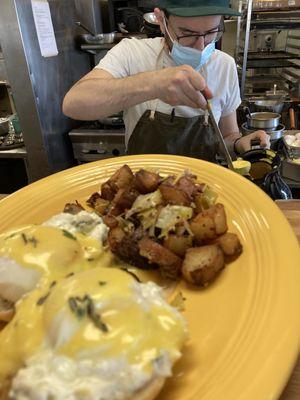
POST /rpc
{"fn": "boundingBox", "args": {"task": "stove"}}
[69,121,126,164]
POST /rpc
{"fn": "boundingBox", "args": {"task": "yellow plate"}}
[1,154,300,400]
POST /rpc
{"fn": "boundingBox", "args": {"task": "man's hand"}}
[235,130,270,154]
[153,65,212,109]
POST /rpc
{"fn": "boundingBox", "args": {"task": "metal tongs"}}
[205,99,234,170]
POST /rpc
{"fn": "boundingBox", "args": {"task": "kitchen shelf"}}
[245,59,300,69]
[236,0,300,97]
[0,147,27,159]
[249,19,300,30]
[239,51,300,60]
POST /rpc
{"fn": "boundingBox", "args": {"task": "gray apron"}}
[127,43,219,163]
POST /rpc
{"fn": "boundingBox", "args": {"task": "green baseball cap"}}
[158,0,241,17]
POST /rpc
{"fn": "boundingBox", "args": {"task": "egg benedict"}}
[0,211,109,321]
[0,267,187,400]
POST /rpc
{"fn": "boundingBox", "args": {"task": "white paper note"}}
[31,0,58,58]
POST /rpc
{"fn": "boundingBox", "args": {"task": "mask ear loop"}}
[163,18,175,45]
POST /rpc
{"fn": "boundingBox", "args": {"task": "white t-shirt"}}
[95,37,241,147]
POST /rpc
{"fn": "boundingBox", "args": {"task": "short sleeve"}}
[94,39,132,78]
[221,61,241,117]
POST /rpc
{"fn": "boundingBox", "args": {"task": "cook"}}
[63,0,270,162]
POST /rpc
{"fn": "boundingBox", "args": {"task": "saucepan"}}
[245,110,281,130]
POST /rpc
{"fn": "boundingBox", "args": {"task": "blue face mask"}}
[164,20,216,71]
[171,41,215,71]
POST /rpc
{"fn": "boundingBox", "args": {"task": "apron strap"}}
[149,41,166,120]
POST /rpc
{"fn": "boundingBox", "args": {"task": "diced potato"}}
[163,234,193,257]
[182,245,224,286]
[63,201,84,215]
[103,214,119,229]
[110,187,139,215]
[135,169,160,194]
[101,165,134,200]
[159,184,190,206]
[190,204,228,242]
[175,176,196,200]
[86,192,101,208]
[109,164,134,189]
[217,232,243,257]
[101,181,117,201]
[138,238,182,279]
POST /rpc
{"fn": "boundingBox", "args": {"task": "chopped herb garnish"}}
[49,281,57,289]
[28,236,38,247]
[5,232,17,240]
[170,291,186,311]
[62,229,77,241]
[21,233,28,244]
[98,281,107,286]
[87,257,94,262]
[121,268,141,283]
[66,272,74,278]
[68,295,108,333]
[37,292,50,306]
[21,233,38,247]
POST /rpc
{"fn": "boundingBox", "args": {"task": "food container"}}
[246,112,281,130]
[281,132,300,184]
[283,132,300,158]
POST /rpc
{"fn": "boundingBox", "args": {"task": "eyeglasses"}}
[167,20,224,47]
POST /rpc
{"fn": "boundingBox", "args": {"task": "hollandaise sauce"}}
[0,225,187,399]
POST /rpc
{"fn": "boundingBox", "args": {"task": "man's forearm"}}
[63,71,158,120]
[224,131,242,156]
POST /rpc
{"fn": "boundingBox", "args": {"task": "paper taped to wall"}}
[31,0,58,58]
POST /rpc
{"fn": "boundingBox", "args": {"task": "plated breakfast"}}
[0,164,241,399]
[0,155,299,400]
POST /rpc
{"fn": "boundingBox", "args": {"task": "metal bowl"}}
[143,12,160,26]
[248,99,286,114]
[79,32,117,45]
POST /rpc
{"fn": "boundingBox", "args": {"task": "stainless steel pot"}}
[248,99,285,113]
[246,112,281,129]
[241,122,285,140]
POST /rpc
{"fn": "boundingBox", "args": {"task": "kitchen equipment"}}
[248,98,286,114]
[206,101,234,170]
[262,169,293,199]
[75,22,122,45]
[143,12,159,26]
[75,21,95,36]
[241,122,285,140]
[240,142,292,199]
[68,125,125,164]
[246,112,281,130]
[289,107,296,130]
[0,118,9,135]
[265,84,288,100]
[142,12,162,37]
[115,7,144,33]
[77,32,121,45]
[281,131,300,185]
